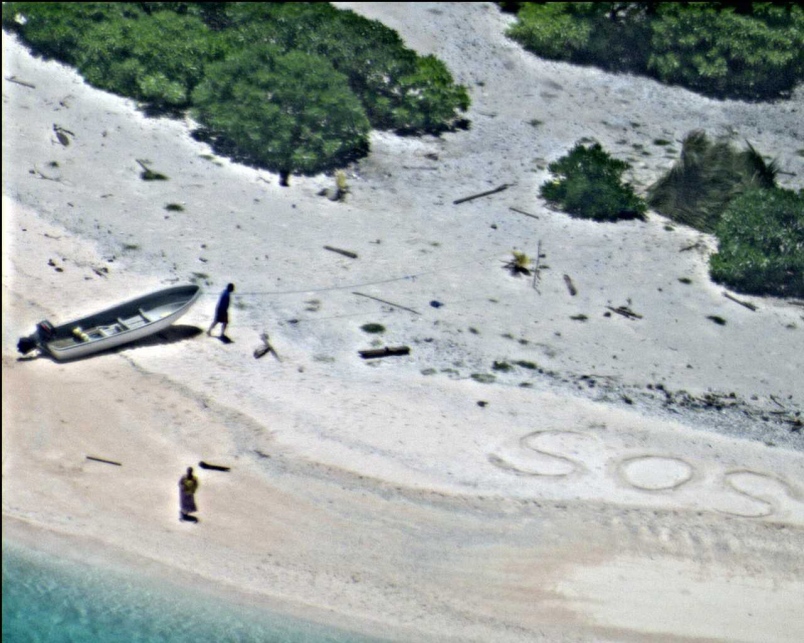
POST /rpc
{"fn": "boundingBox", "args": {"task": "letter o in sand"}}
[618,455,694,492]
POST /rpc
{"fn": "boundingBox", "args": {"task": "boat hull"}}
[30,285,202,361]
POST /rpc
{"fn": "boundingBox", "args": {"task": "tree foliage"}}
[648,131,778,233]
[3,2,469,182]
[540,143,647,222]
[192,46,370,183]
[506,2,804,100]
[77,11,222,109]
[217,3,469,132]
[709,188,804,298]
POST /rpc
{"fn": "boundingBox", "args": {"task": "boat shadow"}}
[20,324,205,363]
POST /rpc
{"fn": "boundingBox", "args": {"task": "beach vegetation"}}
[709,187,804,298]
[504,250,533,276]
[192,46,370,184]
[164,203,184,212]
[540,142,647,222]
[3,2,469,183]
[360,323,386,334]
[647,131,778,233]
[504,2,804,101]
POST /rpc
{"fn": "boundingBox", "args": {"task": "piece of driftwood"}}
[606,305,643,320]
[199,461,230,471]
[359,346,410,359]
[324,245,358,259]
[509,206,539,220]
[353,292,421,315]
[532,240,546,292]
[86,456,122,466]
[254,331,280,360]
[6,75,36,89]
[563,274,578,296]
[453,183,511,205]
[723,292,757,311]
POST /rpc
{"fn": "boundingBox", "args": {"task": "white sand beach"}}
[3,3,804,641]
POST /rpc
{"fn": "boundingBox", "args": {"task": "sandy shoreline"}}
[4,3,804,641]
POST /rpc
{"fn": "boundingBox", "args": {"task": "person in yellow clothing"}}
[179,466,199,523]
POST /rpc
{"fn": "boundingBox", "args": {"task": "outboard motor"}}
[17,319,55,356]
[17,335,38,355]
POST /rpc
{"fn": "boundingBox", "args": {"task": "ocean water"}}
[2,542,384,643]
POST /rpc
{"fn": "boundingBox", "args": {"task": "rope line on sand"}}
[204,251,504,298]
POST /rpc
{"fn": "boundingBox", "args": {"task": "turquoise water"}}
[2,542,384,643]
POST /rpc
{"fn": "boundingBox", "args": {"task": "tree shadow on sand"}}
[18,325,204,363]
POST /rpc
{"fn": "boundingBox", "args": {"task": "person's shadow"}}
[180,514,199,523]
[218,335,233,344]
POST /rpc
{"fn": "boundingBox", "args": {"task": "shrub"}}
[648,131,777,233]
[709,188,804,298]
[505,3,804,100]
[648,4,804,99]
[76,11,222,109]
[192,45,370,184]
[2,3,142,64]
[218,3,469,133]
[540,142,646,222]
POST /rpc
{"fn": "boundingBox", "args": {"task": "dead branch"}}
[6,75,36,89]
[723,292,757,311]
[563,274,578,296]
[453,183,512,205]
[254,331,280,360]
[86,456,122,466]
[324,245,358,259]
[509,206,539,220]
[606,305,643,320]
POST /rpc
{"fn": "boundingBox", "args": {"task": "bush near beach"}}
[709,188,804,299]
[540,143,647,222]
[504,2,804,100]
[2,2,469,182]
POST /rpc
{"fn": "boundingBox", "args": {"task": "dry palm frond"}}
[647,131,778,232]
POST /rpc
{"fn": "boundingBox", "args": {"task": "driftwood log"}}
[606,305,643,320]
[6,76,36,89]
[86,456,122,466]
[723,292,757,311]
[359,346,410,359]
[453,183,511,205]
[509,206,539,220]
[324,245,358,259]
[199,461,230,472]
[563,274,578,296]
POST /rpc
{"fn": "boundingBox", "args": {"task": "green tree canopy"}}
[77,10,222,109]
[2,2,143,64]
[709,188,804,298]
[218,3,469,132]
[192,45,371,185]
[505,2,804,100]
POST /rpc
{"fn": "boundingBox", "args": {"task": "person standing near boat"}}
[207,283,235,338]
[179,466,199,522]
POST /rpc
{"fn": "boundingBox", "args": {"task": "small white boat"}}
[17,284,202,361]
